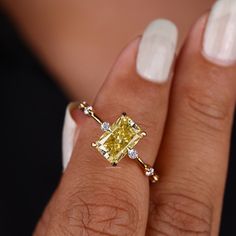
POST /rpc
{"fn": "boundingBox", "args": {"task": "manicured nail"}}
[136,19,178,83]
[62,103,80,170]
[203,0,236,66]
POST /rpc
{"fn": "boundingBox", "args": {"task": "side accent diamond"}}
[145,167,154,176]
[128,149,138,159]
[84,106,93,115]
[101,122,110,132]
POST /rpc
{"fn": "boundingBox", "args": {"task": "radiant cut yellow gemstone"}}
[95,115,143,165]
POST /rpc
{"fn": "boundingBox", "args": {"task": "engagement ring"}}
[79,101,159,183]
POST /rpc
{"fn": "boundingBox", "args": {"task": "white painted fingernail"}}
[203,0,236,66]
[62,102,80,170]
[136,19,178,83]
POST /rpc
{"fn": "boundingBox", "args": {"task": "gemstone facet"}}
[95,115,143,165]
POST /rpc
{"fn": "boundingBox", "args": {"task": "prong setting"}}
[91,142,97,147]
[141,131,147,137]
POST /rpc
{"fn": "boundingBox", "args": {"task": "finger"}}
[35,19,178,236]
[148,2,236,236]
[62,102,88,170]
[62,102,80,170]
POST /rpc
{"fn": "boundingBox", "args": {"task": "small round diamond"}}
[101,122,110,132]
[84,106,93,115]
[145,167,154,176]
[128,149,138,159]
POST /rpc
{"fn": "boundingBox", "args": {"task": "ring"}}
[79,101,159,183]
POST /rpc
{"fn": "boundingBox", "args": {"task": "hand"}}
[34,3,236,235]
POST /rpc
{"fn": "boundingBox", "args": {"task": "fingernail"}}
[62,102,80,170]
[203,0,236,66]
[136,19,178,83]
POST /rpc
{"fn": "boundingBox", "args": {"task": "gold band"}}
[79,101,159,183]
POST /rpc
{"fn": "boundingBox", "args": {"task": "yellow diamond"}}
[95,115,144,165]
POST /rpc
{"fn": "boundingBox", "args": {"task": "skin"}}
[32,13,236,235]
[1,0,214,101]
[1,1,235,235]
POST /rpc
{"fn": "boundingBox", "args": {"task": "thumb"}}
[62,102,80,170]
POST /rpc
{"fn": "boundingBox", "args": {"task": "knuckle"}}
[149,192,212,236]
[182,83,231,133]
[61,184,139,236]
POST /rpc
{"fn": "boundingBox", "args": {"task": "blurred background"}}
[0,0,235,235]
